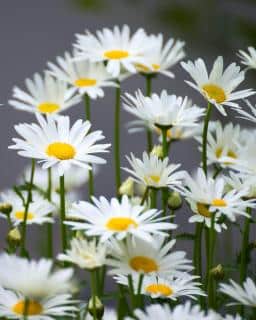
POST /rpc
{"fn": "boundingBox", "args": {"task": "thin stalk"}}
[20,159,35,256]
[46,168,53,258]
[114,81,121,196]
[128,274,136,311]
[90,270,98,320]
[193,223,203,278]
[207,213,216,308]
[161,128,169,216]
[202,102,213,175]
[145,75,153,152]
[150,188,157,208]
[23,298,29,320]
[140,187,149,205]
[240,208,251,283]
[59,175,67,251]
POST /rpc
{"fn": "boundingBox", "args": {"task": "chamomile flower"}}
[107,235,192,277]
[0,190,54,226]
[224,171,256,199]
[182,169,254,230]
[181,56,255,115]
[123,152,184,189]
[9,114,110,176]
[219,277,256,307]
[238,46,256,70]
[74,25,153,78]
[136,34,185,78]
[123,90,204,129]
[65,195,176,243]
[58,237,107,270]
[8,73,81,115]
[0,253,74,299]
[0,287,77,320]
[47,51,116,99]
[116,274,205,300]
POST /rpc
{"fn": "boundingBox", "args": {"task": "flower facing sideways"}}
[238,46,256,70]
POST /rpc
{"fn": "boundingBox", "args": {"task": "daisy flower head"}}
[181,56,255,115]
[0,190,54,226]
[238,46,256,70]
[65,195,176,243]
[47,51,117,99]
[116,273,205,301]
[58,236,107,270]
[0,286,77,320]
[135,33,185,78]
[9,114,110,176]
[224,171,256,199]
[74,25,153,78]
[236,99,256,124]
[8,73,81,115]
[123,152,184,189]
[219,277,256,307]
[156,125,202,143]
[107,235,193,277]
[0,253,74,299]
[123,89,204,129]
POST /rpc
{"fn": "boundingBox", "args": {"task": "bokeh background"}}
[1,0,256,284]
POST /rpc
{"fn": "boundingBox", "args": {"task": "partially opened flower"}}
[65,195,176,243]
[8,73,81,115]
[181,56,255,115]
[9,114,110,176]
[74,25,153,78]
[238,46,256,70]
[47,51,116,99]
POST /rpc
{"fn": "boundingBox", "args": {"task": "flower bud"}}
[0,203,12,216]
[119,177,134,197]
[168,191,182,210]
[151,145,163,158]
[88,296,104,319]
[210,264,225,281]
[7,228,21,247]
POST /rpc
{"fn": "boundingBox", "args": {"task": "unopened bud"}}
[168,191,182,210]
[210,264,225,281]
[0,203,12,216]
[151,145,163,158]
[7,228,21,247]
[119,177,134,197]
[88,296,104,319]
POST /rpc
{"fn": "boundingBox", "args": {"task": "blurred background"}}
[0,0,256,287]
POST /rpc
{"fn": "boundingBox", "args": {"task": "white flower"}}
[123,152,184,189]
[0,286,77,320]
[8,73,81,115]
[58,237,107,270]
[47,51,116,99]
[219,277,256,307]
[136,34,185,78]
[0,190,54,226]
[238,46,256,70]
[9,114,110,176]
[0,253,74,299]
[116,273,205,301]
[107,235,192,277]
[224,171,256,199]
[123,90,204,128]
[236,99,256,124]
[181,56,255,116]
[74,25,153,78]
[85,308,116,320]
[65,195,176,243]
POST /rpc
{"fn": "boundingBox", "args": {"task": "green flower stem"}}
[128,274,136,311]
[84,94,94,201]
[46,168,53,258]
[59,174,67,252]
[145,75,153,152]
[136,274,144,308]
[114,81,121,196]
[193,223,203,278]
[23,298,29,320]
[161,128,169,216]
[207,213,216,309]
[150,188,157,208]
[140,187,149,205]
[240,208,251,283]
[117,285,130,320]
[90,270,98,320]
[20,159,35,256]
[202,102,213,176]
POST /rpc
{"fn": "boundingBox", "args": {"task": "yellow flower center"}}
[104,50,129,60]
[37,102,60,114]
[145,283,173,296]
[197,202,211,218]
[135,63,150,72]
[152,63,160,70]
[211,198,227,207]
[15,211,35,221]
[129,256,158,273]
[145,175,161,184]
[74,78,97,87]
[202,84,226,103]
[12,300,43,316]
[46,142,76,160]
[106,217,137,231]
[215,147,237,165]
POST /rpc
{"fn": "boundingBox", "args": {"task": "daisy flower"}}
[107,235,192,277]
[236,99,256,124]
[136,33,185,78]
[181,56,255,115]
[219,277,256,307]
[224,171,256,199]
[0,190,54,226]
[9,114,110,176]
[123,90,204,129]
[8,73,81,115]
[0,286,76,320]
[47,51,116,99]
[73,25,153,78]
[182,168,254,231]
[116,274,205,300]
[123,152,184,189]
[65,195,176,243]
[0,253,74,299]
[58,237,107,270]
[238,46,256,70]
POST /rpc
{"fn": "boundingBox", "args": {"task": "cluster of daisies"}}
[1,25,256,319]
